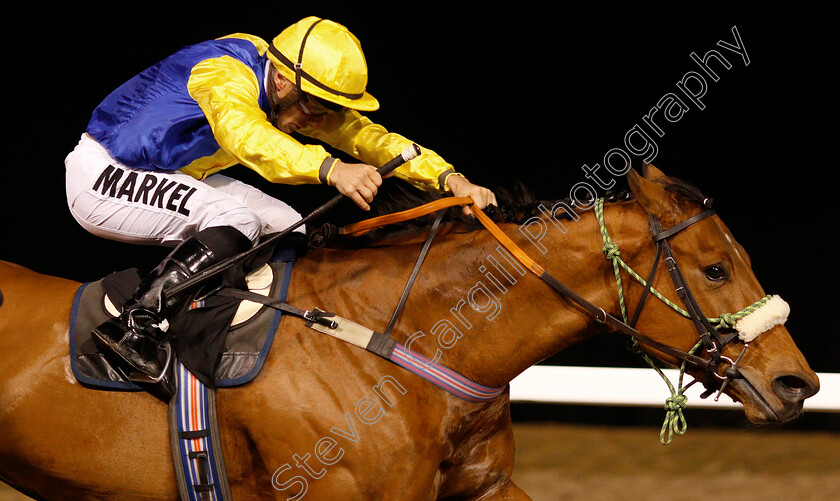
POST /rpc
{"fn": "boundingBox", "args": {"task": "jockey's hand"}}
[330,161,387,211]
[446,175,498,216]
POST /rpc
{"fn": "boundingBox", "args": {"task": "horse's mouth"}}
[728,374,803,424]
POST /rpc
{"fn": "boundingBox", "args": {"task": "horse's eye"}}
[704,264,728,282]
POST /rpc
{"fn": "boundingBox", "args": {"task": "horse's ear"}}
[627,168,672,218]
[642,163,667,180]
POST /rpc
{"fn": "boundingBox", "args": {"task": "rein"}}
[347,197,737,371]
[340,194,777,443]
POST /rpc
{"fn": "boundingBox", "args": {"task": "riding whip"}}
[165,144,422,297]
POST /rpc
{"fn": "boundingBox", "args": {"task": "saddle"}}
[70,245,298,392]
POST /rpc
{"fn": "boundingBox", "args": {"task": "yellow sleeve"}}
[302,110,461,191]
[187,55,332,184]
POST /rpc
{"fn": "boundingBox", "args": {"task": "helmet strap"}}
[295,18,324,91]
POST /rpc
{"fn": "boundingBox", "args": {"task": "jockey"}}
[64,16,496,384]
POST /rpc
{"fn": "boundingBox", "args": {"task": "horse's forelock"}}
[659,177,710,209]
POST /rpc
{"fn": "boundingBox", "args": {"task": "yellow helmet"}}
[268,17,379,111]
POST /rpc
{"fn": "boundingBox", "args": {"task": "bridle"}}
[338,194,770,387]
[335,193,778,443]
[595,199,740,384]
[595,197,768,400]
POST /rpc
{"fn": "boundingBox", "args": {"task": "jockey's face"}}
[274,98,327,133]
[271,70,329,133]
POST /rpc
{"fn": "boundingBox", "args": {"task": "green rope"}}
[661,395,688,443]
[595,199,771,328]
[593,198,768,445]
[658,339,702,444]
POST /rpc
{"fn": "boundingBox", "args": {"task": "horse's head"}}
[624,164,819,423]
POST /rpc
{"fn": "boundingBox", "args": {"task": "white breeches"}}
[65,134,303,246]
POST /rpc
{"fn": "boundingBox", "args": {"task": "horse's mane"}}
[312,175,708,249]
[310,181,546,249]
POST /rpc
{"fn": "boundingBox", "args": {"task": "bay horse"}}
[0,166,819,500]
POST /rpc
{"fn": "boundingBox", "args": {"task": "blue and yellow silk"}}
[86,34,457,191]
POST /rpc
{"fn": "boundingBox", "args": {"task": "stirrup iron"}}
[128,342,174,384]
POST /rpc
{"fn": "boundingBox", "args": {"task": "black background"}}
[2,6,837,425]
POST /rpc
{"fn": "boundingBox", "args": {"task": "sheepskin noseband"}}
[734,295,790,342]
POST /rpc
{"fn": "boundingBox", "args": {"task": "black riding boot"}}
[92,226,252,383]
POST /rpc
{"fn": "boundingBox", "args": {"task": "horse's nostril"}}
[778,375,808,390]
[772,374,817,402]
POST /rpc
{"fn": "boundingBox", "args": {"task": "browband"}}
[652,209,716,242]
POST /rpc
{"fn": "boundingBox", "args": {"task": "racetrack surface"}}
[3,421,838,501]
[510,422,840,501]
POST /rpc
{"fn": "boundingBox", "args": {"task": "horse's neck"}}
[394,203,648,389]
[291,203,649,390]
